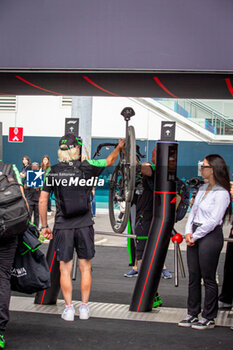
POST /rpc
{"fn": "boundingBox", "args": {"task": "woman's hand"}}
[185,233,195,246]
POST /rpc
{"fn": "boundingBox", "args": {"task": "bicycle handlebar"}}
[93,142,146,160]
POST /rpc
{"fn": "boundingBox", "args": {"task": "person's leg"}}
[55,229,75,321]
[34,202,39,227]
[28,202,34,222]
[91,195,96,217]
[59,260,73,306]
[78,259,92,303]
[75,226,95,320]
[0,237,18,337]
[179,243,201,327]
[198,226,223,320]
[187,243,202,317]
[162,264,172,279]
[219,229,233,305]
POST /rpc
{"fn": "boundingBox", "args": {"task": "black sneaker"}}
[192,318,215,330]
[178,315,199,327]
[0,335,5,349]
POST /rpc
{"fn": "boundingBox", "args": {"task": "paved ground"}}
[8,210,233,349]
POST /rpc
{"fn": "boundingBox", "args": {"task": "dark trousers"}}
[219,228,233,304]
[29,202,39,227]
[187,225,223,320]
[0,236,18,334]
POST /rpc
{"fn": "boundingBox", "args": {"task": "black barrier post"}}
[130,122,178,312]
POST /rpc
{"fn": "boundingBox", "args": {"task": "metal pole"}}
[95,231,136,239]
[174,241,179,287]
[177,244,186,278]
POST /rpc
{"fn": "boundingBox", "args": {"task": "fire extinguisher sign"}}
[8,127,24,143]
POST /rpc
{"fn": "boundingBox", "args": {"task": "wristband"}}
[40,225,49,230]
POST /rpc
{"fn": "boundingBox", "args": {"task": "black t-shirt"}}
[20,165,31,185]
[27,187,40,203]
[136,167,155,223]
[42,159,106,229]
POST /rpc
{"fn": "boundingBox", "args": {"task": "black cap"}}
[59,134,82,150]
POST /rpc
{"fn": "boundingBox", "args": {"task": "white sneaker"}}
[79,304,90,320]
[61,305,75,321]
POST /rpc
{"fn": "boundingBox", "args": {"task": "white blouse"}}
[185,183,230,241]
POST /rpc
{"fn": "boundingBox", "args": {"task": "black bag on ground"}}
[0,163,29,238]
[54,163,91,218]
[11,249,51,294]
[11,226,51,294]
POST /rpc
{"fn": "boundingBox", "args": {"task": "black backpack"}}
[53,163,91,218]
[175,178,190,222]
[0,163,30,238]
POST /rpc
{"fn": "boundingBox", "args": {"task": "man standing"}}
[39,134,124,321]
[27,162,40,227]
[124,147,172,307]
[0,161,27,349]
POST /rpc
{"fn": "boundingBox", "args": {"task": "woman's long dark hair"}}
[41,155,51,170]
[22,155,31,166]
[205,154,232,221]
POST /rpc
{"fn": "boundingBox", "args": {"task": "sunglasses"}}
[201,165,213,169]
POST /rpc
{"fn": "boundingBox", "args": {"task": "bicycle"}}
[93,107,145,233]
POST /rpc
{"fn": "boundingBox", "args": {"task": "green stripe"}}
[127,219,133,265]
[12,164,22,185]
[87,159,107,167]
[42,166,51,189]
[136,236,148,240]
[150,164,156,171]
[29,221,37,227]
[32,245,41,252]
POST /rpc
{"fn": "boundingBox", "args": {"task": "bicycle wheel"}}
[108,165,131,233]
[125,125,136,203]
[108,125,136,233]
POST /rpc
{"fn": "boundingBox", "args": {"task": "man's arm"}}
[39,191,53,240]
[141,163,153,177]
[106,139,125,167]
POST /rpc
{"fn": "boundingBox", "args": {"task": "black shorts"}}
[54,226,95,262]
[135,218,151,260]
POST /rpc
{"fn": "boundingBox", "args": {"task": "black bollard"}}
[130,122,178,312]
[34,238,60,305]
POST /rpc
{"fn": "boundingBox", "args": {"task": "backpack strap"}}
[2,163,13,176]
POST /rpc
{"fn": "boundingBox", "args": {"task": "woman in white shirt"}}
[179,154,231,330]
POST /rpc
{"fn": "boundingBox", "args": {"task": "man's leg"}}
[59,260,73,306]
[78,259,92,303]
[28,202,34,222]
[0,237,18,338]
[219,229,233,306]
[34,202,39,227]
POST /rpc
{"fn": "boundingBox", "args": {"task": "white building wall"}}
[0,96,71,137]
[92,97,201,141]
[0,95,208,141]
